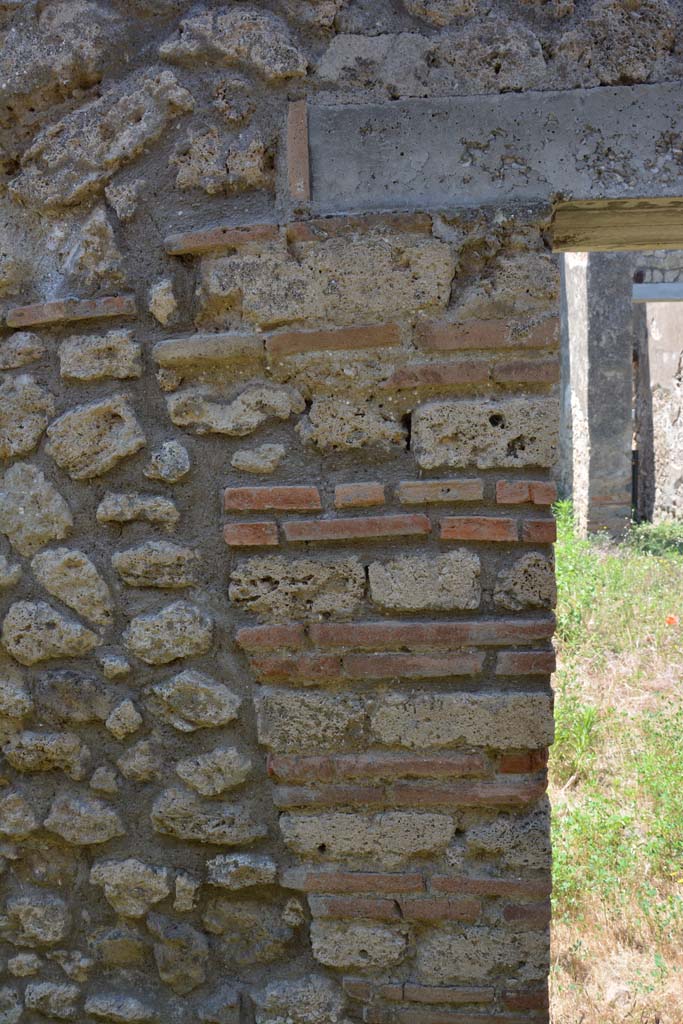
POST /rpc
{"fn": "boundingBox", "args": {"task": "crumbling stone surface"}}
[253,975,347,1024]
[124,603,213,664]
[65,206,127,292]
[2,601,99,666]
[369,551,481,611]
[85,993,158,1023]
[167,384,305,436]
[59,330,141,381]
[151,788,266,845]
[297,399,407,452]
[172,128,274,194]
[0,374,53,459]
[46,396,146,479]
[31,548,113,626]
[466,801,551,871]
[24,980,80,1018]
[0,790,38,839]
[256,691,366,752]
[417,926,548,983]
[230,557,365,621]
[202,897,298,964]
[147,913,209,995]
[494,552,556,610]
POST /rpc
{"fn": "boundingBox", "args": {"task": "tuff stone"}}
[5,892,71,946]
[66,206,127,292]
[24,981,79,1019]
[93,927,147,968]
[256,691,366,753]
[0,988,21,1024]
[494,552,557,610]
[167,384,305,436]
[113,541,199,588]
[6,953,41,977]
[31,548,113,626]
[466,801,551,871]
[11,70,194,209]
[90,858,171,917]
[231,443,286,474]
[44,792,125,845]
[253,975,347,1024]
[175,747,252,796]
[59,330,141,381]
[33,668,113,725]
[149,671,240,732]
[368,551,481,611]
[148,279,178,326]
[96,492,179,531]
[0,463,72,556]
[153,333,264,382]
[46,395,146,480]
[412,398,559,470]
[116,740,162,782]
[201,898,297,964]
[417,926,549,983]
[207,853,278,890]
[0,790,38,839]
[143,441,190,484]
[90,766,120,795]
[151,788,267,845]
[402,0,480,25]
[0,374,53,459]
[2,601,99,666]
[197,984,241,1024]
[172,128,274,195]
[0,333,45,369]
[124,602,213,665]
[229,557,365,621]
[3,730,90,780]
[85,993,158,1023]
[160,8,308,80]
[199,237,454,328]
[105,700,143,739]
[0,661,31,719]
[310,920,407,968]
[98,652,131,680]
[297,399,407,452]
[279,811,455,865]
[0,555,22,589]
[147,913,209,995]
[174,873,201,912]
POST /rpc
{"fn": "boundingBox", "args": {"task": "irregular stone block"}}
[310,920,406,968]
[198,237,454,328]
[417,925,548,983]
[7,953,41,977]
[113,541,198,588]
[3,731,89,780]
[160,8,307,80]
[143,441,190,483]
[172,129,274,195]
[59,330,141,381]
[24,981,79,1019]
[2,601,99,666]
[0,463,72,556]
[253,975,346,1024]
[0,987,21,1024]
[453,252,559,320]
[90,858,171,917]
[0,790,38,839]
[117,740,162,782]
[44,792,125,845]
[66,206,127,292]
[6,892,70,946]
[175,747,251,795]
[256,691,366,752]
[105,700,143,739]
[153,333,264,381]
[207,853,277,890]
[369,551,481,612]
[31,548,113,626]
[167,384,304,436]
[229,556,365,621]
[96,492,179,531]
[124,602,213,665]
[149,670,239,731]
[147,914,208,995]
[494,552,556,610]
[297,399,407,452]
[46,395,146,479]
[370,692,555,749]
[201,898,296,964]
[33,668,113,725]
[466,801,551,871]
[231,443,285,474]
[151,788,266,845]
[0,555,22,589]
[0,332,45,370]
[148,278,178,325]
[11,70,194,208]
[0,374,53,459]
[197,984,241,1024]
[174,873,201,912]
[0,662,32,719]
[279,811,455,865]
[412,397,559,470]
[85,993,158,1023]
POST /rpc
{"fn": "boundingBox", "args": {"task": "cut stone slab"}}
[46,395,146,479]
[368,551,481,611]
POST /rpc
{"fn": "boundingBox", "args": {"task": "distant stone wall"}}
[2,2,683,1022]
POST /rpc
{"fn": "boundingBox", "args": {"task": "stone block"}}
[368,551,480,611]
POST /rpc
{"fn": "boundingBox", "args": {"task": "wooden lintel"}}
[551,198,683,253]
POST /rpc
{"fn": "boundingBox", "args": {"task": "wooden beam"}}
[552,198,683,253]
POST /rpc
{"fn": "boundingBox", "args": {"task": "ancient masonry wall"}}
[2,1,681,1022]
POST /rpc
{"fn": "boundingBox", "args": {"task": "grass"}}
[550,502,683,1024]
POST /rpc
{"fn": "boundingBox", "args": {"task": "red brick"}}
[514,316,560,349]
[382,360,490,390]
[280,868,425,894]
[308,896,401,921]
[493,358,559,384]
[343,652,485,679]
[268,751,489,783]
[223,522,279,547]
[224,485,321,512]
[496,650,556,676]
[496,480,557,505]
[334,482,386,509]
[273,784,385,808]
[400,897,481,923]
[397,479,484,505]
[283,514,431,543]
[498,749,549,774]
[309,617,556,650]
[6,294,136,328]
[403,986,494,1006]
[522,518,557,543]
[287,99,310,203]
[267,323,401,358]
[417,320,508,352]
[248,653,343,684]
[503,900,552,928]
[502,988,549,1012]
[440,517,518,542]
[235,624,306,651]
[390,778,547,809]
[431,876,552,899]
[287,212,432,243]
[164,222,279,255]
